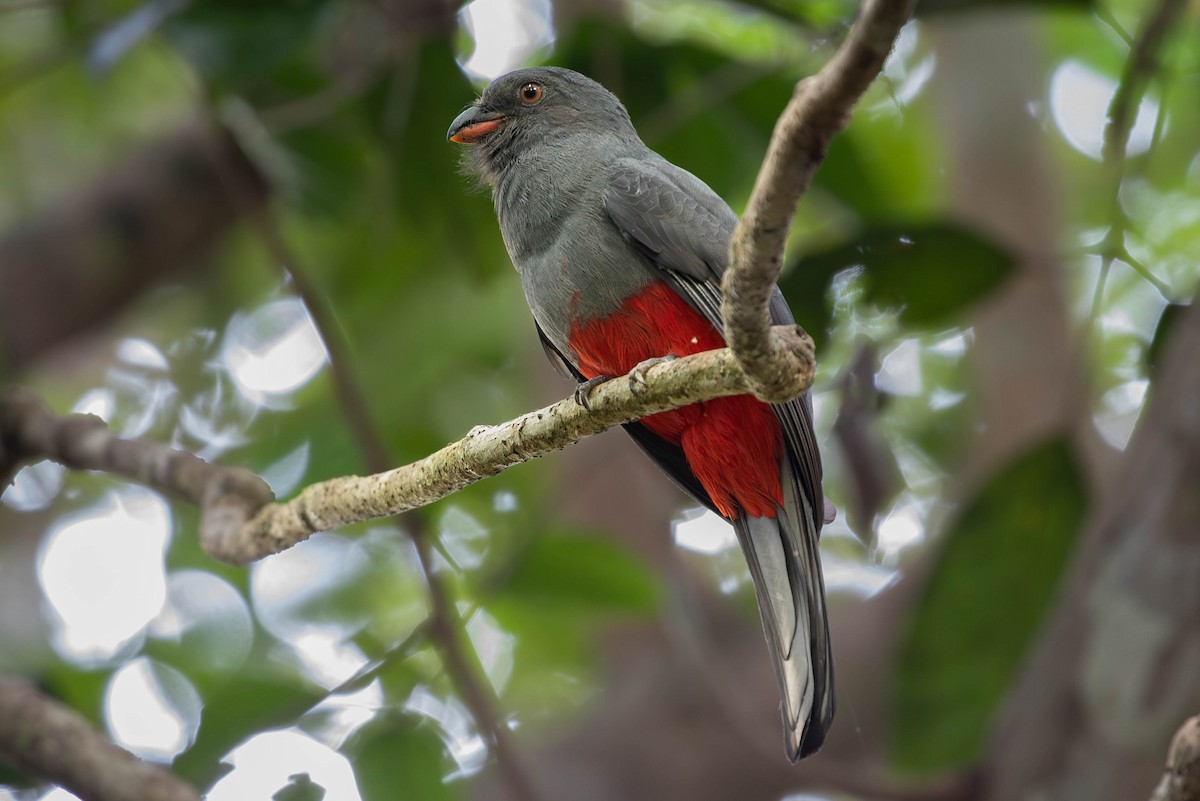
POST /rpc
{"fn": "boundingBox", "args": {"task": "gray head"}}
[447,67,639,184]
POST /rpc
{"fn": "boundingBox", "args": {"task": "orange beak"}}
[447,108,506,143]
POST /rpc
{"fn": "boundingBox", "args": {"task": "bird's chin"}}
[455,146,500,193]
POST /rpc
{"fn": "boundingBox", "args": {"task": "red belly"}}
[567,282,783,519]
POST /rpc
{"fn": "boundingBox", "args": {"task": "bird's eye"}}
[518,82,543,105]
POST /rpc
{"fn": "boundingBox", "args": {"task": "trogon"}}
[448,66,834,760]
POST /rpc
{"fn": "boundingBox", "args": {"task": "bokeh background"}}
[1,0,1198,799]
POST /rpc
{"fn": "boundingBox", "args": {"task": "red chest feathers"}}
[567,281,784,519]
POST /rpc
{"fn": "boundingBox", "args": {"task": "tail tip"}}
[784,708,834,763]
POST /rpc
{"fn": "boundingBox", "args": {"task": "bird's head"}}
[447,67,636,184]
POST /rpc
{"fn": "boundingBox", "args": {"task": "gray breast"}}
[494,137,657,355]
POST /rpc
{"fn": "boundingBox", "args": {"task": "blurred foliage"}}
[490,530,660,615]
[893,438,1087,773]
[1,0,1198,798]
[345,715,457,801]
[779,222,1016,351]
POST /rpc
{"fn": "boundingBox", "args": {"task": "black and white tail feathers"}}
[732,458,835,761]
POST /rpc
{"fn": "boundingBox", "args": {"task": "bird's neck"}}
[491,134,627,262]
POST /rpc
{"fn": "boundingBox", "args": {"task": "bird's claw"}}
[573,375,610,410]
[628,355,678,397]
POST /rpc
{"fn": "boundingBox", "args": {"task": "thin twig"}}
[723,0,917,402]
[1102,0,1184,165]
[1094,3,1134,47]
[1091,0,1185,312]
[413,536,543,801]
[0,676,201,801]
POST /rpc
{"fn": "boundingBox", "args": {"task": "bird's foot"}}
[628,355,678,397]
[573,375,611,410]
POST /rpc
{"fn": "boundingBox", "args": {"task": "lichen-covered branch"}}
[0,677,200,801]
[723,0,916,402]
[218,343,771,563]
[0,386,274,537]
[1,328,812,565]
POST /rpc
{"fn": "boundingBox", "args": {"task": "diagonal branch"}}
[1,335,809,563]
[0,676,200,801]
[724,0,917,402]
[1103,0,1184,166]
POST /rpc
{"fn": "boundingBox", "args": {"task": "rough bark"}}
[1,330,814,564]
[724,0,917,403]
[0,677,200,801]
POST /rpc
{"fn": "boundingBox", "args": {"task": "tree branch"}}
[1103,0,1184,165]
[1150,716,1200,801]
[0,677,200,801]
[0,386,274,541]
[1,330,811,564]
[2,338,808,561]
[723,0,916,402]
[1091,0,1184,313]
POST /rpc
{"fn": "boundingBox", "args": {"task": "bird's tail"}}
[732,460,834,761]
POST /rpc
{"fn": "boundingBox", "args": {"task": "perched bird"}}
[448,66,834,760]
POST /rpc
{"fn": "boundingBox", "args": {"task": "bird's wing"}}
[603,158,823,518]
[605,157,834,759]
[535,321,583,381]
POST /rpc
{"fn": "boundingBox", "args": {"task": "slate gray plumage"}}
[449,66,834,760]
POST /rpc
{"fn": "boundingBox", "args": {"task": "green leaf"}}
[163,0,329,88]
[499,531,660,616]
[0,762,35,789]
[784,222,1017,340]
[39,665,111,728]
[859,223,1016,328]
[172,674,326,787]
[893,438,1087,773]
[346,715,456,801]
